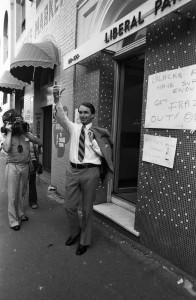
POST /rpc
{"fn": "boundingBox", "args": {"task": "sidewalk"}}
[0,153,196,300]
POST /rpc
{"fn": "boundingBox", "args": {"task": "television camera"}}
[1,112,29,135]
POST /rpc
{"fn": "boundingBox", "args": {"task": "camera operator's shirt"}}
[6,135,30,164]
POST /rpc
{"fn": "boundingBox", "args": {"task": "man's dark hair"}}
[2,109,21,123]
[79,102,95,115]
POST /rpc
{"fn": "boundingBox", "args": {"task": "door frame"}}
[112,40,146,195]
[113,60,128,193]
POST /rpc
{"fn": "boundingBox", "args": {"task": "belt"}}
[70,162,99,169]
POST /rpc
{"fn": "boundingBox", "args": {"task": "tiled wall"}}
[135,2,196,277]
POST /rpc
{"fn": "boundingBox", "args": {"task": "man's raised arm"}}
[53,84,71,130]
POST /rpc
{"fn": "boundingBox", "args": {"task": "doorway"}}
[113,52,144,204]
[43,105,52,172]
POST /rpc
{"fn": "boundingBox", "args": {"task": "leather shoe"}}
[65,231,80,246]
[12,225,20,231]
[20,216,29,221]
[76,244,88,255]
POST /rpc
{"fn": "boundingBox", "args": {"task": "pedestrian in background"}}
[29,141,43,209]
[54,84,113,255]
[2,109,42,231]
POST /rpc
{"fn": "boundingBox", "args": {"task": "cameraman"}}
[2,109,42,231]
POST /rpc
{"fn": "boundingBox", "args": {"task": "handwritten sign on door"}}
[142,134,177,168]
[145,64,196,129]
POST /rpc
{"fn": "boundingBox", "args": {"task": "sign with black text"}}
[142,134,177,168]
[63,0,191,70]
[145,64,196,129]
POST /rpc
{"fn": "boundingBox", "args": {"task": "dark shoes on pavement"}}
[11,216,28,231]
[20,216,29,221]
[65,231,89,255]
[65,231,80,246]
[12,225,20,231]
[76,244,88,255]
[11,215,28,231]
[31,204,38,209]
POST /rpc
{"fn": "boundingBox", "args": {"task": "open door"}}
[113,53,144,203]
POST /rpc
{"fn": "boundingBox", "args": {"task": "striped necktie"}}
[78,125,85,162]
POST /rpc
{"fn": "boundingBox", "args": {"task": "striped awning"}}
[0,70,27,94]
[10,41,59,84]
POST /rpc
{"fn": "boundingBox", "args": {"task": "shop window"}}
[41,68,54,87]
[15,89,24,114]
[16,0,26,41]
[3,11,8,63]
[3,93,7,105]
[34,67,54,90]
[77,0,98,46]
[21,0,26,32]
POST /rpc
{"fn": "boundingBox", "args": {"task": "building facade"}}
[0,0,195,277]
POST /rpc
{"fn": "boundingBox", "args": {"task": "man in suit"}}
[54,85,113,255]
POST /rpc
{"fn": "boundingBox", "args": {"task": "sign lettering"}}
[145,64,196,129]
[64,0,191,70]
[35,0,65,38]
[142,134,177,168]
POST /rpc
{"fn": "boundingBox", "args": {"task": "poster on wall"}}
[142,134,177,169]
[145,64,196,129]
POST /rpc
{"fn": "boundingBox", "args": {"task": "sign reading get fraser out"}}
[145,64,196,130]
[63,0,192,70]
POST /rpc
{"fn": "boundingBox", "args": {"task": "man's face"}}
[78,105,94,125]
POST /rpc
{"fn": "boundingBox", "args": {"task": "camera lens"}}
[17,145,23,153]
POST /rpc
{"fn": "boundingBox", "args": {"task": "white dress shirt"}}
[55,102,102,165]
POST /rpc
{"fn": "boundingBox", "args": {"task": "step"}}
[111,196,136,213]
[93,203,140,237]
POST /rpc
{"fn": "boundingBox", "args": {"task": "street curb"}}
[94,211,196,290]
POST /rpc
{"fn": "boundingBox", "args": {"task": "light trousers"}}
[5,162,29,227]
[64,165,100,246]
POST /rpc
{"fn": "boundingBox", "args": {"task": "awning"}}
[10,41,59,84]
[0,70,26,94]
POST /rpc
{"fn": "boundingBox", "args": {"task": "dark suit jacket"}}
[91,126,113,183]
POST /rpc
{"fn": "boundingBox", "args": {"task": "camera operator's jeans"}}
[5,162,29,227]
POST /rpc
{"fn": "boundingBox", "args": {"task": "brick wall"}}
[18,0,77,195]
